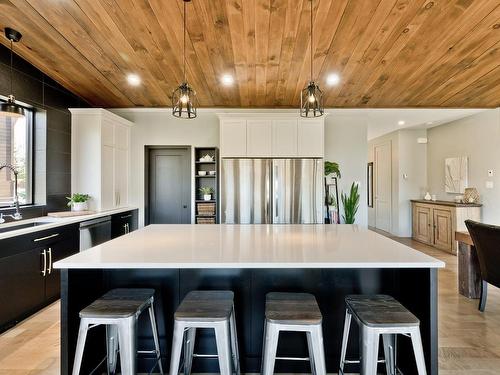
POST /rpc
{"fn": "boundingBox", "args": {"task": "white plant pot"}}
[72,202,88,212]
[203,194,212,201]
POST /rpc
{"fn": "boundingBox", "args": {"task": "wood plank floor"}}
[0,234,499,374]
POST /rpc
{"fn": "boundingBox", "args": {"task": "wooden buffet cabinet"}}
[411,200,482,254]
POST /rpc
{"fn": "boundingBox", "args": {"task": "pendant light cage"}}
[300,0,323,118]
[172,0,197,119]
[300,81,323,118]
[172,82,197,119]
[1,27,25,118]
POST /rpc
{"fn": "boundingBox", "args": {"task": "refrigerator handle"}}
[274,164,279,223]
[265,162,270,223]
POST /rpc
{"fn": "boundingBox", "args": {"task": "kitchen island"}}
[54,224,444,374]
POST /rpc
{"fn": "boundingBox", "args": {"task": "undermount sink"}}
[0,222,53,234]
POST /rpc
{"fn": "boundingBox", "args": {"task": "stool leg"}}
[229,306,241,375]
[306,331,316,375]
[106,324,119,375]
[382,334,396,375]
[169,321,185,375]
[309,324,327,375]
[72,319,89,375]
[214,320,232,375]
[339,309,352,374]
[183,328,196,375]
[261,321,279,375]
[148,303,164,374]
[409,327,427,375]
[360,326,379,375]
[117,317,137,375]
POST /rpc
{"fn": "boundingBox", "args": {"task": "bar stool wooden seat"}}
[339,294,426,375]
[72,288,163,375]
[169,290,240,375]
[261,292,326,375]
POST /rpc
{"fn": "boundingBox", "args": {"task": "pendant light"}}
[300,0,323,118]
[172,0,197,119]
[1,28,25,118]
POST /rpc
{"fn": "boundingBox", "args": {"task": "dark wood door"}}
[148,148,191,224]
[45,235,79,301]
[0,248,46,329]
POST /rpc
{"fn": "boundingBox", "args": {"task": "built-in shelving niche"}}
[194,147,219,224]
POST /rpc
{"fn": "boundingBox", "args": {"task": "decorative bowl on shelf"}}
[199,154,214,162]
[198,171,207,176]
[209,170,216,175]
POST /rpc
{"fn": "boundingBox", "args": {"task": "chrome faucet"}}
[0,164,23,223]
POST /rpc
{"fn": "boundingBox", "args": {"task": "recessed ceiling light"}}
[426,121,434,125]
[398,120,405,126]
[221,74,234,86]
[326,73,340,86]
[126,73,141,86]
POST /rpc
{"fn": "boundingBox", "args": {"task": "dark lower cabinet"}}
[111,209,138,239]
[0,223,79,332]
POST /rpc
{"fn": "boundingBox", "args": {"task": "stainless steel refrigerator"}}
[221,158,323,224]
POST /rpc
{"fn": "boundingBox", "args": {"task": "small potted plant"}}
[66,193,91,212]
[199,187,214,201]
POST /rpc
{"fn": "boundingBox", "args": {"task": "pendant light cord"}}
[9,39,13,95]
[183,0,186,83]
[310,0,313,82]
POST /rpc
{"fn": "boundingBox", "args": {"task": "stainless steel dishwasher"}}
[79,216,111,251]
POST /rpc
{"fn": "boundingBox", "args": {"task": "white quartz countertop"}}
[54,224,445,269]
[0,207,136,240]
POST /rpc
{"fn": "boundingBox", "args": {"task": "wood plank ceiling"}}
[0,0,499,108]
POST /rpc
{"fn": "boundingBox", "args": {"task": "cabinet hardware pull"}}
[47,248,52,275]
[123,223,127,234]
[120,214,132,219]
[126,223,130,233]
[41,249,47,277]
[33,233,59,242]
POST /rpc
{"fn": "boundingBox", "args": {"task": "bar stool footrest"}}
[275,356,310,361]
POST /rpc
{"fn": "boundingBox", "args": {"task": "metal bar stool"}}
[339,295,427,375]
[169,290,240,375]
[261,292,326,375]
[72,288,164,375]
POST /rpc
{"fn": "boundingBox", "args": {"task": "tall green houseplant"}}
[341,182,360,224]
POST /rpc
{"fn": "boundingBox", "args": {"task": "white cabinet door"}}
[220,120,247,157]
[272,119,297,157]
[114,148,128,207]
[101,145,115,210]
[101,119,114,147]
[297,119,324,157]
[247,120,272,157]
[114,123,129,150]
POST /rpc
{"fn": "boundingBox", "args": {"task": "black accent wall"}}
[0,43,89,218]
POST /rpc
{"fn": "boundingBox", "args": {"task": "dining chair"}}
[465,220,500,312]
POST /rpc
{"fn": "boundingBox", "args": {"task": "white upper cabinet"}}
[70,108,133,211]
[297,119,324,157]
[219,114,324,158]
[247,120,272,156]
[220,120,247,157]
[272,119,298,157]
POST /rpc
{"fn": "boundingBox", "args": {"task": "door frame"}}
[144,146,192,225]
[373,140,392,233]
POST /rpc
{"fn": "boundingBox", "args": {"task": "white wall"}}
[111,109,219,227]
[368,129,427,237]
[111,109,369,227]
[324,115,368,226]
[427,109,500,224]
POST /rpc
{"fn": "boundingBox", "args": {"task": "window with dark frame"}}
[0,101,33,207]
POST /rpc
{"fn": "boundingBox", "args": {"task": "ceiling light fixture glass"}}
[300,0,323,118]
[0,28,25,118]
[326,73,340,86]
[221,74,234,86]
[172,0,197,119]
[127,73,141,86]
[398,120,405,125]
